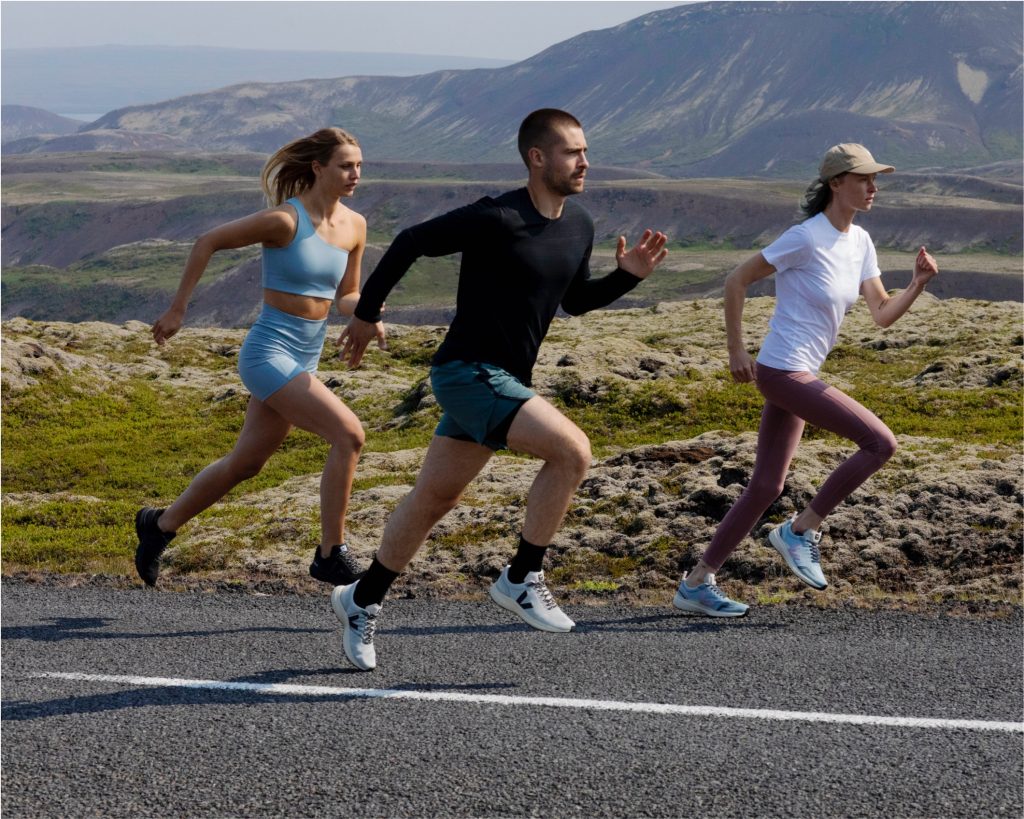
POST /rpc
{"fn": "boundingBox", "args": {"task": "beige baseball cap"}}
[819,143,895,181]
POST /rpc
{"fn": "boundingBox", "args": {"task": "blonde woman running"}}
[134,128,381,588]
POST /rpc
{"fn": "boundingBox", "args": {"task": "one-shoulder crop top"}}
[262,197,349,299]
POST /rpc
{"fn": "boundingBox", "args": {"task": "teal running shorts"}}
[430,360,535,451]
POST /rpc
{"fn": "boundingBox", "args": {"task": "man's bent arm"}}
[354,201,490,323]
[560,257,642,316]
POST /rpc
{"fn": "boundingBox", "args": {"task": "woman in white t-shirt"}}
[673,143,939,617]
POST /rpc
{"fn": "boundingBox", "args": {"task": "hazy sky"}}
[2,1,684,60]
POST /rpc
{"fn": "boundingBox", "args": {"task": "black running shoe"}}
[309,543,364,586]
[134,507,175,586]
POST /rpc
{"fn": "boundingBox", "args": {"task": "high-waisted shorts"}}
[430,360,536,451]
[238,303,328,401]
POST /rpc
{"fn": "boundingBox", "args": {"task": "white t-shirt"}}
[756,212,881,373]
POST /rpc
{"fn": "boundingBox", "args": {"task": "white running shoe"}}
[331,582,380,671]
[672,572,749,617]
[489,567,575,633]
[768,518,828,590]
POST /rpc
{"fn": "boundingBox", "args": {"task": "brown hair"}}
[517,108,582,168]
[800,172,847,219]
[260,127,360,206]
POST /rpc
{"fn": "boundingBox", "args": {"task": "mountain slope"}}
[82,2,1022,175]
[1,105,80,144]
[0,45,512,116]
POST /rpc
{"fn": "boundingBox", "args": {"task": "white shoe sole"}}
[488,584,575,633]
[768,529,828,590]
[672,591,748,618]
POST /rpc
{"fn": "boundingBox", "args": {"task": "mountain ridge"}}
[40,1,1020,176]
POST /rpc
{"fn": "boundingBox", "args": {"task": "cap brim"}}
[850,161,895,174]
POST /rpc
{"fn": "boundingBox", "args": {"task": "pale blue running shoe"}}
[672,573,749,617]
[768,518,828,590]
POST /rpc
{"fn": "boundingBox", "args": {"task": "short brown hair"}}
[517,108,582,167]
[260,127,360,206]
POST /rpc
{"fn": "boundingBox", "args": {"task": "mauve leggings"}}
[702,363,897,571]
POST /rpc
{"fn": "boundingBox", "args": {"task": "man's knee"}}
[555,429,592,481]
[412,482,463,519]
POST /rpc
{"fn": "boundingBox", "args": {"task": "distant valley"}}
[2,2,1020,327]
[1,151,1020,327]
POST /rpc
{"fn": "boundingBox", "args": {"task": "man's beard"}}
[543,168,584,197]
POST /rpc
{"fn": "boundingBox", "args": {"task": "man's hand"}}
[912,246,938,289]
[616,229,669,279]
[338,317,387,368]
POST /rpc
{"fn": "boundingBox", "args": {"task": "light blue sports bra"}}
[262,197,349,299]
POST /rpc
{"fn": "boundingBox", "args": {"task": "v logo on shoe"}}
[516,590,533,610]
[348,614,360,629]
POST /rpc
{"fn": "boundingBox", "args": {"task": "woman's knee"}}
[747,472,787,505]
[869,426,898,464]
[223,453,268,482]
[328,419,365,453]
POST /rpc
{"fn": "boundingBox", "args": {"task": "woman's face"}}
[830,172,878,213]
[314,144,363,197]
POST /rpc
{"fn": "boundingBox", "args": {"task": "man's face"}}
[540,124,589,197]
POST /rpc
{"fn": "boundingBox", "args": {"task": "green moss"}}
[1,377,331,501]
[431,520,514,554]
[548,553,641,585]
[1,499,137,573]
[554,374,763,454]
[571,579,621,593]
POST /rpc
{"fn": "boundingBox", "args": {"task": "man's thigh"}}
[505,396,589,462]
[413,433,495,500]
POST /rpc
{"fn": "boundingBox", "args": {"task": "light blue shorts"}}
[238,304,327,401]
[430,360,536,451]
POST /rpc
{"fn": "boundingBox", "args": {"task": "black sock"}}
[507,535,548,584]
[353,557,400,608]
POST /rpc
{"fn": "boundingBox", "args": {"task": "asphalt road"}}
[3,580,1022,818]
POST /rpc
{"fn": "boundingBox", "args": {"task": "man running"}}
[336,108,668,670]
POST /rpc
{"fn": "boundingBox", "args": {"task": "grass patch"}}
[352,473,417,493]
[571,579,621,593]
[382,256,461,307]
[553,374,764,454]
[548,553,642,585]
[1,498,137,574]
[431,521,514,554]
[4,243,258,293]
[2,378,330,501]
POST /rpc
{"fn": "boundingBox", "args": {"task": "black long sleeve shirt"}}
[355,187,641,386]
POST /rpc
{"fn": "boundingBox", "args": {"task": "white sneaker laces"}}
[357,612,378,644]
[527,577,558,610]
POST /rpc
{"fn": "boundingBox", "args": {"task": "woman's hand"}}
[152,306,186,346]
[729,348,757,383]
[912,246,938,289]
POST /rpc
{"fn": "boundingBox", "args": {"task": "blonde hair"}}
[260,127,360,206]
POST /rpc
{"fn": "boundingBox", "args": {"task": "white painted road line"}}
[31,671,1024,734]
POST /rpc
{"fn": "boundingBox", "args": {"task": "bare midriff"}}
[263,288,333,320]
